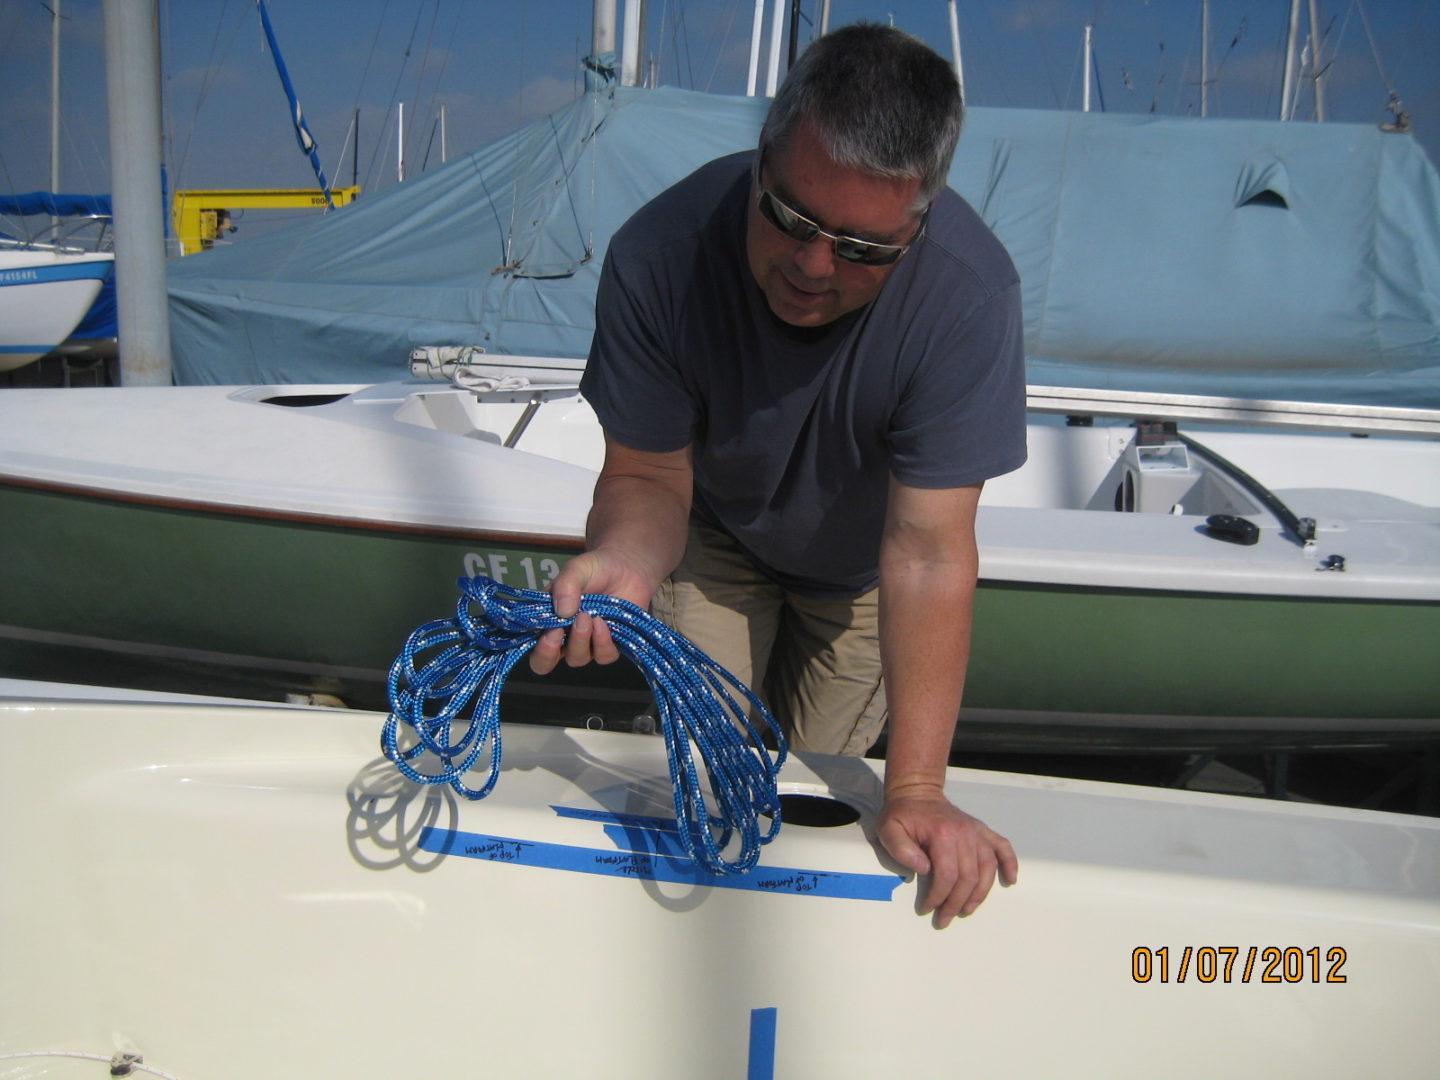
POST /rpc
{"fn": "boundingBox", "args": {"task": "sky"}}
[2,0,1437,243]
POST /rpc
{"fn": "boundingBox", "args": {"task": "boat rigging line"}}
[357,1,426,193]
[1177,432,1317,547]
[383,575,788,875]
[163,0,249,203]
[1353,0,1412,131]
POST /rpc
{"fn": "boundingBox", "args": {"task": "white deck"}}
[0,382,593,539]
[1,373,1436,600]
[1,699,1436,1078]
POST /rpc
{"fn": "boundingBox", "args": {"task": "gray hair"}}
[759,23,963,210]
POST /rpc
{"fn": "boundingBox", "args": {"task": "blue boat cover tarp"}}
[167,79,1440,407]
[0,192,113,218]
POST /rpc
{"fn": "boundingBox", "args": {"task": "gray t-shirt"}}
[582,152,1027,595]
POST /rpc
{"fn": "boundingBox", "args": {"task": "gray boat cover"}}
[168,66,1440,407]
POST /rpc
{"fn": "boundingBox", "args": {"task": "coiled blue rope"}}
[382,574,788,875]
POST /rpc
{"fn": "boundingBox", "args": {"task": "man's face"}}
[746,119,925,328]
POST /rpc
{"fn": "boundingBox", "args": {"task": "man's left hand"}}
[875,786,1018,927]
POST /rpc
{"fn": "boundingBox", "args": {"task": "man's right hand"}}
[528,436,693,676]
[527,550,654,675]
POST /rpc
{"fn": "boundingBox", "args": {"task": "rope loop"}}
[383,575,787,874]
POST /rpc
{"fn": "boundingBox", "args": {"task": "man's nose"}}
[791,234,836,279]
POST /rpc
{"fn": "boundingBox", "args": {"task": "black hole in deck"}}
[262,393,350,407]
[770,793,861,828]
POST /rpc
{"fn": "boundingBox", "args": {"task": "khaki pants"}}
[650,519,888,756]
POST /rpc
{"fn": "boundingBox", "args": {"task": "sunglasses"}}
[755,184,925,267]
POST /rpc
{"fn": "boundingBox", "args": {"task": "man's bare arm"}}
[875,479,1018,925]
[529,435,693,674]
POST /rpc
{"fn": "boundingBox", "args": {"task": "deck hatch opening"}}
[767,793,862,828]
[261,393,349,407]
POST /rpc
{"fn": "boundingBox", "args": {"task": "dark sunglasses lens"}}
[835,238,902,266]
[760,190,905,265]
[760,192,813,241]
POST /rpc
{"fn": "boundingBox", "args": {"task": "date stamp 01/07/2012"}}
[1131,946,1348,984]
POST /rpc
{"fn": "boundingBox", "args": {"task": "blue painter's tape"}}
[417,825,903,901]
[549,804,679,834]
[551,804,899,892]
[602,821,692,861]
[748,1007,777,1080]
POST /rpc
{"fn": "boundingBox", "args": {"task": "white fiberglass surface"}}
[1,385,1433,597]
[982,419,1440,516]
[981,423,1124,511]
[390,387,607,469]
[0,385,597,534]
[0,250,112,368]
[3,701,1438,1079]
[386,392,1440,526]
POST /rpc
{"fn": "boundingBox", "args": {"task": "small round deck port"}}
[770,792,861,828]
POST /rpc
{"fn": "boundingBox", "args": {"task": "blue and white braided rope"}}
[382,575,788,874]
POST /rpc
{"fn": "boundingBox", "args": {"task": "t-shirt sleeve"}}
[886,280,1028,488]
[580,241,698,454]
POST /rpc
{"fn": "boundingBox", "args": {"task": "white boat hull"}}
[1,698,1436,1078]
[0,247,113,371]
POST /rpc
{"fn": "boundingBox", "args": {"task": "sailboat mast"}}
[621,0,644,87]
[1307,0,1326,121]
[50,0,61,232]
[592,0,616,54]
[103,0,172,385]
[765,0,785,96]
[948,0,965,103]
[1201,0,1210,117]
[747,0,764,96]
[1281,0,1302,119]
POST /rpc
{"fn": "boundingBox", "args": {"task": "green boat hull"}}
[0,483,648,720]
[969,581,1439,722]
[2,483,1435,724]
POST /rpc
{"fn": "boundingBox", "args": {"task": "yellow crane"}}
[171,187,361,256]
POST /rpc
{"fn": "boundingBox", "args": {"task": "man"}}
[530,24,1027,926]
